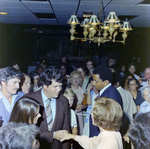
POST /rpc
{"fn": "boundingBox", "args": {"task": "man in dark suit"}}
[24,68,71,149]
[89,65,123,137]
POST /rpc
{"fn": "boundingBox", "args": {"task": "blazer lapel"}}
[51,98,64,131]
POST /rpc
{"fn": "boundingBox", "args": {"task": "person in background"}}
[11,60,20,70]
[112,72,137,124]
[139,67,150,91]
[60,54,73,75]
[69,71,86,135]
[9,97,41,125]
[128,63,140,80]
[138,86,150,114]
[0,66,23,126]
[77,64,89,91]
[63,88,77,135]
[129,112,150,149]
[83,80,99,137]
[85,58,95,78]
[120,64,126,77]
[58,63,70,86]
[0,122,40,149]
[35,65,44,75]
[107,58,115,68]
[61,97,123,149]
[18,73,31,94]
[30,71,42,92]
[122,73,134,90]
[23,68,71,149]
[128,78,144,111]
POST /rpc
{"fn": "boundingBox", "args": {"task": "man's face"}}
[60,65,66,75]
[121,66,126,72]
[144,68,150,80]
[128,65,135,74]
[61,57,66,63]
[93,74,105,90]
[21,76,31,94]
[108,59,114,67]
[143,90,149,102]
[43,79,62,99]
[2,78,20,95]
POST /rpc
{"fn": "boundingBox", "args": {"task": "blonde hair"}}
[93,97,123,131]
[63,87,75,98]
[69,71,82,86]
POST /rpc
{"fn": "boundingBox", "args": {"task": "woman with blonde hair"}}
[69,71,86,135]
[61,97,123,149]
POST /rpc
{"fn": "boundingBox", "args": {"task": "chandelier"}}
[67,1,133,46]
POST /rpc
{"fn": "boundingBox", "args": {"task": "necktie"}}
[45,98,53,131]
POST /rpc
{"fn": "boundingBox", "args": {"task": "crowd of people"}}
[0,55,150,149]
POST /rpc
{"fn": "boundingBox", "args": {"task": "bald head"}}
[144,68,150,80]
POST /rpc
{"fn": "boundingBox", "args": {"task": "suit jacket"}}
[89,85,123,137]
[23,89,71,149]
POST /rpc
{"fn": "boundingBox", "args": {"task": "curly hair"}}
[92,97,123,131]
[69,71,83,87]
[0,66,22,84]
[129,112,150,149]
[0,122,39,149]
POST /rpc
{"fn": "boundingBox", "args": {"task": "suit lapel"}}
[51,97,64,131]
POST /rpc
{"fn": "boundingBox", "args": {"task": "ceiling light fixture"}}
[0,12,8,15]
[67,0,133,46]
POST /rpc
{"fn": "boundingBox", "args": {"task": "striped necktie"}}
[45,98,53,131]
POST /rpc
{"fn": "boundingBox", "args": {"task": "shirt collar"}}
[100,83,111,96]
[41,88,55,103]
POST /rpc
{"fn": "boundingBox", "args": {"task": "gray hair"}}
[0,122,39,149]
[141,86,150,98]
[0,66,22,84]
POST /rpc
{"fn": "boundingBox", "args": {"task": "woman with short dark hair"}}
[128,78,145,111]
[61,97,123,149]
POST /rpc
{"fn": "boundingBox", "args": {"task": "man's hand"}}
[60,132,76,142]
[54,130,68,141]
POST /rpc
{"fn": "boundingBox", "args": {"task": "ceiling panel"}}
[0,0,149,28]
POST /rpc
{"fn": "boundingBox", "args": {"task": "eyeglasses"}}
[73,77,79,80]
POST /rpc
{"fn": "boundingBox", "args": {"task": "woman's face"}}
[86,61,93,70]
[21,76,31,94]
[77,68,85,79]
[34,75,40,86]
[33,107,41,124]
[129,80,138,91]
[71,74,80,86]
[128,65,135,74]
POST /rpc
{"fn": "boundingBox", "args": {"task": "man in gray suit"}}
[24,68,71,149]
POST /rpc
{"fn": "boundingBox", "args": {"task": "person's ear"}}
[1,81,6,86]
[43,85,47,89]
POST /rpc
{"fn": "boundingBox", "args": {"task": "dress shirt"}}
[41,89,56,123]
[138,101,150,114]
[0,91,17,113]
[99,83,111,96]
[140,77,148,91]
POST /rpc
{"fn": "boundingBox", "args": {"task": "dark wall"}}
[0,23,149,74]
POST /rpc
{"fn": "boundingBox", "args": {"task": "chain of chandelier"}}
[67,0,133,46]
